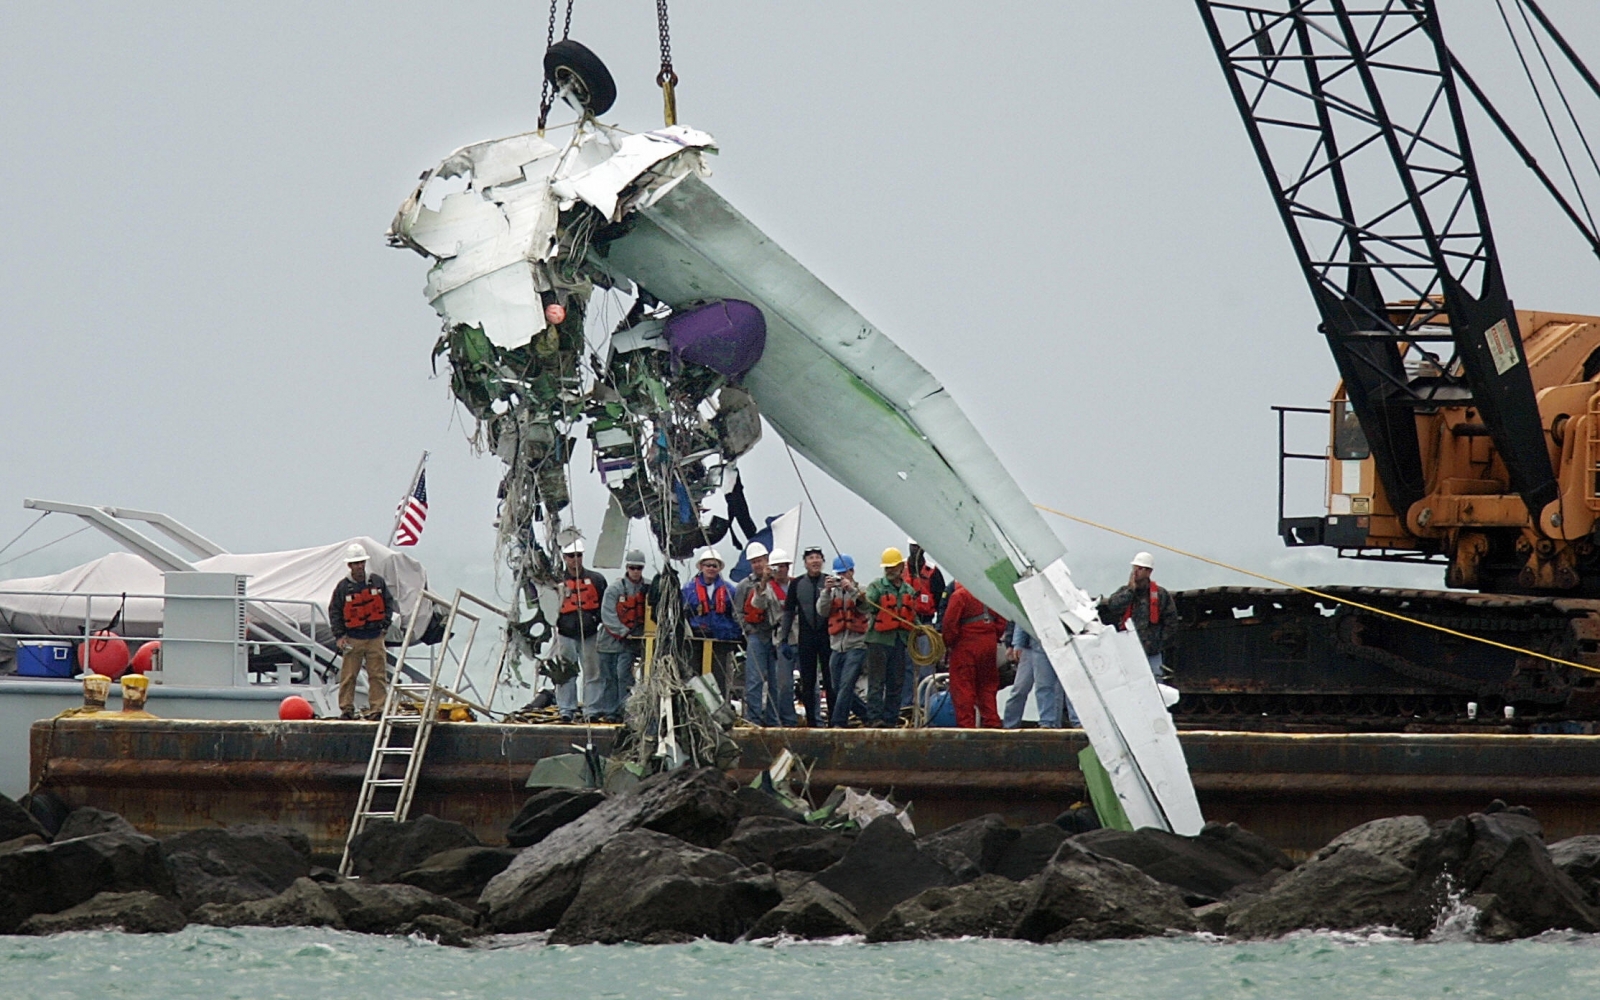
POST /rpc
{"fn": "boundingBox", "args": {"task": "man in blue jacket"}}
[682,546,739,695]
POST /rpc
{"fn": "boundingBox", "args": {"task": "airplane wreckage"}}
[387,40,1203,835]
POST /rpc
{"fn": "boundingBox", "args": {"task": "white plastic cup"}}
[1504,705,1516,720]
[1466,702,1478,719]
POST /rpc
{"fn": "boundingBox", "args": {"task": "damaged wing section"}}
[389,119,1201,834]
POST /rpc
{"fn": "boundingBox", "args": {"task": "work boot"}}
[339,708,356,721]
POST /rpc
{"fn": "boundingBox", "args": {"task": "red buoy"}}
[128,641,160,674]
[278,695,315,721]
[544,302,567,325]
[78,631,130,679]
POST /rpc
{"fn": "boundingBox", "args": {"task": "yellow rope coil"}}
[1032,502,1600,678]
[908,624,945,667]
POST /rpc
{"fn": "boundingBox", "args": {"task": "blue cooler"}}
[16,641,74,678]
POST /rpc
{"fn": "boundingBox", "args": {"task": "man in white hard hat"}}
[328,543,395,720]
[1100,551,1179,680]
[554,538,608,723]
[682,546,739,695]
[734,542,780,725]
[595,548,649,722]
[766,549,800,726]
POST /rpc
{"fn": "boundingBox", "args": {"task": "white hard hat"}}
[1131,551,1155,569]
[343,543,369,563]
[696,546,725,566]
[769,548,791,565]
[624,549,647,568]
[561,538,585,555]
[745,541,769,560]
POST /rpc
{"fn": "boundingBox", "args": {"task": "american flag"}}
[394,470,428,547]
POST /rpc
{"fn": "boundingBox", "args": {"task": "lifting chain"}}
[656,0,677,126]
[537,0,576,134]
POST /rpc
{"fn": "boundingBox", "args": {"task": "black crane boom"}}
[1195,0,1558,523]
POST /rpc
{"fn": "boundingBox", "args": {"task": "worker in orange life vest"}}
[941,581,1008,728]
[328,543,395,720]
[817,554,870,725]
[595,548,648,723]
[682,547,739,695]
[904,541,945,624]
[733,542,783,725]
[1099,551,1178,680]
[863,547,918,727]
[555,538,608,722]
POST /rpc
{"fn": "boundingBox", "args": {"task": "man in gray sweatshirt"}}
[595,549,648,722]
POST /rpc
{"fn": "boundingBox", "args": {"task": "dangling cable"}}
[656,0,678,126]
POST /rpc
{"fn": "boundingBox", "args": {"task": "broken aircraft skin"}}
[389,114,1203,834]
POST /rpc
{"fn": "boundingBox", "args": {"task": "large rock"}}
[1549,835,1600,906]
[0,793,49,844]
[193,877,345,929]
[1072,822,1290,904]
[397,847,517,906]
[481,767,738,932]
[1316,816,1432,868]
[868,875,1032,942]
[747,881,867,939]
[505,789,605,848]
[55,807,139,841]
[919,814,1018,875]
[162,827,311,912]
[991,825,1070,882]
[0,831,175,934]
[547,829,780,944]
[812,816,956,929]
[399,913,481,947]
[717,817,848,872]
[322,881,479,934]
[1225,848,1428,938]
[733,785,807,822]
[1413,812,1600,938]
[19,891,187,935]
[1012,842,1199,942]
[347,815,480,885]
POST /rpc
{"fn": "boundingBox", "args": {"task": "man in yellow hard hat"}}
[862,546,918,727]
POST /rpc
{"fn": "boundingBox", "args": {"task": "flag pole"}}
[388,451,428,546]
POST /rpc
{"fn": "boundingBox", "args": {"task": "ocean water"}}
[6,927,1600,1000]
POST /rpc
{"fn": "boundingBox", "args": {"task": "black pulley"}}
[543,39,617,116]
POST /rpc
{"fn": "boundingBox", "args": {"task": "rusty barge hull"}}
[29,718,1600,858]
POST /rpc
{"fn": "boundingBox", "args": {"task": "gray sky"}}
[5,1,1600,604]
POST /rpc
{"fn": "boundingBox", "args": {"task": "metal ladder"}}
[337,588,507,876]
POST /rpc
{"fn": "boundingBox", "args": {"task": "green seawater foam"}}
[5,925,1600,1000]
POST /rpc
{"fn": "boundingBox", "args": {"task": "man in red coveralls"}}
[940,581,1007,728]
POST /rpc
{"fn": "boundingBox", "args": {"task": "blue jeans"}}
[865,640,908,725]
[1004,647,1069,728]
[596,647,637,719]
[555,634,601,718]
[775,643,799,727]
[744,635,781,726]
[1148,651,1166,682]
[829,647,868,725]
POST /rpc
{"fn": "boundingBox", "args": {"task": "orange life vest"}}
[904,564,937,617]
[1121,581,1161,627]
[342,588,387,629]
[693,579,730,616]
[743,585,767,625]
[873,591,914,633]
[560,576,601,615]
[828,595,869,635]
[616,590,646,631]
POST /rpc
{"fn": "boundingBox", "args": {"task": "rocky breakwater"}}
[6,779,1600,945]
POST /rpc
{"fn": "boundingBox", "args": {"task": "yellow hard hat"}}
[880,546,905,568]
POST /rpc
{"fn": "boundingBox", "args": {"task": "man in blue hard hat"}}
[818,554,871,726]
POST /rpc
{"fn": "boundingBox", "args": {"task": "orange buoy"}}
[79,631,130,679]
[544,302,567,325]
[278,695,315,721]
[128,641,160,674]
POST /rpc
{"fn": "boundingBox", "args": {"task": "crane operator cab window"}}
[1332,401,1370,460]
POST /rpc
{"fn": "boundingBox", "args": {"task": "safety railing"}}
[0,588,335,685]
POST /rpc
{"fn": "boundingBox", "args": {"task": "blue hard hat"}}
[832,554,855,573]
